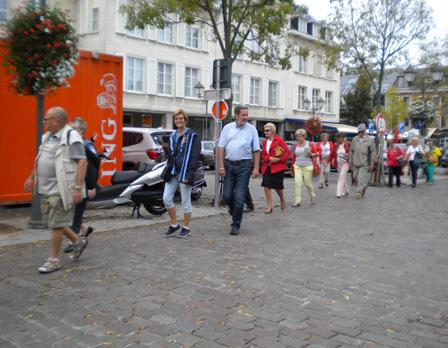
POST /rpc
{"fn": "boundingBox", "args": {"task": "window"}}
[250,78,260,105]
[312,88,321,106]
[325,91,333,113]
[268,81,278,107]
[298,18,307,33]
[326,67,334,79]
[128,26,144,37]
[397,76,405,88]
[123,132,144,147]
[185,25,199,49]
[89,7,99,32]
[402,96,410,105]
[232,75,241,103]
[157,63,172,95]
[158,23,173,43]
[298,86,307,109]
[313,54,322,76]
[126,57,144,92]
[184,67,199,98]
[299,55,307,73]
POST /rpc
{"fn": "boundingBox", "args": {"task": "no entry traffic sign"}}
[375,113,387,134]
[211,100,228,120]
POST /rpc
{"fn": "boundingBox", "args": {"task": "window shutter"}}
[202,68,210,90]
[79,0,87,34]
[243,76,251,104]
[148,59,157,95]
[262,79,269,106]
[148,26,157,41]
[293,84,299,110]
[113,52,125,91]
[279,82,286,109]
[177,22,185,47]
[292,55,299,73]
[202,28,210,52]
[176,64,185,97]
[116,0,126,34]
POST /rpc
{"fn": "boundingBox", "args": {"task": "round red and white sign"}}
[375,113,387,134]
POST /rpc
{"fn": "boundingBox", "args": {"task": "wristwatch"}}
[72,185,82,191]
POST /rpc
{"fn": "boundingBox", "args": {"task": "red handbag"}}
[312,160,320,177]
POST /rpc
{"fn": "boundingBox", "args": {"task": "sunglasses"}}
[264,129,270,132]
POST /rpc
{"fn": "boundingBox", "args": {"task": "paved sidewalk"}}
[0,173,447,348]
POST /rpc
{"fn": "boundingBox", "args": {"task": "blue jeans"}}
[163,176,192,213]
[223,160,253,229]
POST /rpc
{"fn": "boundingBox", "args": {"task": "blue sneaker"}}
[165,224,180,237]
[177,227,191,238]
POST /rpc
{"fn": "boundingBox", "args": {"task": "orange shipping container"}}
[0,46,123,205]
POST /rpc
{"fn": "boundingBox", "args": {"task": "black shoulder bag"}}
[161,134,183,182]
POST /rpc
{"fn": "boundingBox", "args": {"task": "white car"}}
[122,127,173,170]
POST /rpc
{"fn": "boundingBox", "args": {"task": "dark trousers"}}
[223,160,252,229]
[388,166,401,187]
[72,198,88,234]
[409,161,419,186]
[245,190,254,209]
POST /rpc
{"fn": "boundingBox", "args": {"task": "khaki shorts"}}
[40,194,74,229]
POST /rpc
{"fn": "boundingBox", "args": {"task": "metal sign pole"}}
[213,61,221,209]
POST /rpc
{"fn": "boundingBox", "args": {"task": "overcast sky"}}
[298,0,448,64]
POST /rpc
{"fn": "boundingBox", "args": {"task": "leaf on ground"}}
[386,328,395,333]
[24,314,33,319]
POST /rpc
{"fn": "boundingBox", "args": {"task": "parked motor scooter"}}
[119,161,207,218]
[87,162,155,209]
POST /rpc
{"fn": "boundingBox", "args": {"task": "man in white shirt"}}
[217,105,260,235]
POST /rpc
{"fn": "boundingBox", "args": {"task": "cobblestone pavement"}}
[0,173,447,348]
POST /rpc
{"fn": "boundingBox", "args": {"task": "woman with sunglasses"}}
[260,123,290,214]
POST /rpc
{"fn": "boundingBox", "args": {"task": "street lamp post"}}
[194,81,207,140]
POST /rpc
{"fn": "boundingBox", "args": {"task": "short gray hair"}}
[70,116,87,131]
[47,106,67,122]
[321,132,329,139]
[264,122,276,134]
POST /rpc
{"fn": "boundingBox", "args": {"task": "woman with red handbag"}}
[291,128,317,207]
[260,123,290,214]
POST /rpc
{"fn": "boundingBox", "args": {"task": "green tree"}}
[121,0,296,121]
[340,72,373,126]
[381,87,408,130]
[327,0,433,112]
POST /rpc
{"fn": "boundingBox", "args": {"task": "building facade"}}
[2,0,340,140]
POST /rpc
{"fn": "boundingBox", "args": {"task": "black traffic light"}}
[212,59,231,89]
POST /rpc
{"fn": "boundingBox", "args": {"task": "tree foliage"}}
[381,87,408,130]
[121,0,295,67]
[340,72,373,126]
[327,0,433,112]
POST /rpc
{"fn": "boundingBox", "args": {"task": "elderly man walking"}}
[349,123,377,199]
[24,107,88,273]
[218,105,260,235]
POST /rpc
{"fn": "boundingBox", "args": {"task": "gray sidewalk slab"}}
[0,172,447,347]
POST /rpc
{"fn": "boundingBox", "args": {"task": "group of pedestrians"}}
[387,137,442,188]
[26,104,442,274]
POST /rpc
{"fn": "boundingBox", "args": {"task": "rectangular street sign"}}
[204,88,232,101]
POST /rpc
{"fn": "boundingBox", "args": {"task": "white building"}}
[1,0,340,140]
